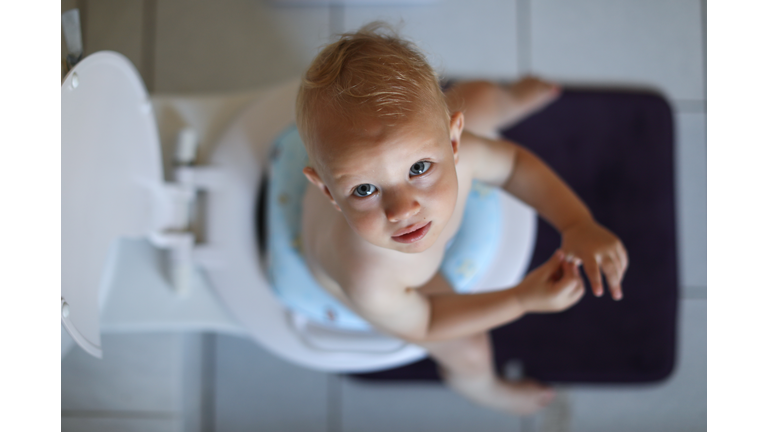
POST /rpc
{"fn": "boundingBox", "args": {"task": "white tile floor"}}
[61,333,186,432]
[338,376,524,432]
[675,112,707,291]
[529,0,705,102]
[342,0,520,80]
[213,334,330,432]
[61,417,181,432]
[61,0,706,430]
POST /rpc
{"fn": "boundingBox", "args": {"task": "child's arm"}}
[465,133,628,300]
[350,251,583,343]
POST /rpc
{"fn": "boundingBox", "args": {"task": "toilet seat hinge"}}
[148,180,200,295]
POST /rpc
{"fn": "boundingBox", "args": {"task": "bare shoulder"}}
[459,130,520,187]
[302,187,430,341]
[339,251,431,342]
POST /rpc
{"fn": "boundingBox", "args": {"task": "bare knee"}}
[448,81,498,110]
[446,81,502,137]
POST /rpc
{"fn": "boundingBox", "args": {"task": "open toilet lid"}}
[61,52,163,358]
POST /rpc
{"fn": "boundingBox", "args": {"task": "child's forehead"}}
[316,104,447,144]
[310,103,450,176]
[324,144,427,184]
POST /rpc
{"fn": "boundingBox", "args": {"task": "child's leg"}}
[420,332,555,415]
[445,77,560,139]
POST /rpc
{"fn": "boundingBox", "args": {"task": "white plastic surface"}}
[99,238,247,335]
[61,52,164,358]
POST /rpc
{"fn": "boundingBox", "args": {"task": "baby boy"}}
[295,24,628,415]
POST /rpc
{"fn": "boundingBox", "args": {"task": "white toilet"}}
[61,51,538,373]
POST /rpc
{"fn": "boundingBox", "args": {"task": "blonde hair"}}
[296,23,450,156]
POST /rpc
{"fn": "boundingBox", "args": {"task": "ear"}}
[449,111,464,164]
[303,166,341,212]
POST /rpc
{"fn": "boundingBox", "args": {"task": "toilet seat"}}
[61,52,164,358]
[62,52,537,373]
[60,52,426,370]
[191,80,430,372]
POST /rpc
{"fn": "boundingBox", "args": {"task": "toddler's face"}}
[305,111,463,254]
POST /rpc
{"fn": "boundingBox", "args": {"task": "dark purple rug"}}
[351,89,679,384]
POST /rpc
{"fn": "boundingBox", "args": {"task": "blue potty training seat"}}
[266,125,502,331]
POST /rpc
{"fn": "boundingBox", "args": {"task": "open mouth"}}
[392,221,431,244]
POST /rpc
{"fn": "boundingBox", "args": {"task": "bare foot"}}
[501,75,561,127]
[445,373,556,416]
[492,378,557,416]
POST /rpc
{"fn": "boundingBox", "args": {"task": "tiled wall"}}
[61,1,706,431]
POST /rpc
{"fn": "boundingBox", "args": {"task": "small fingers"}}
[554,260,580,291]
[562,252,583,275]
[549,249,566,269]
[568,261,586,294]
[573,283,586,301]
[563,252,579,264]
[582,258,603,297]
[567,262,586,303]
[547,250,566,281]
[616,244,629,275]
[553,261,585,309]
[603,253,624,301]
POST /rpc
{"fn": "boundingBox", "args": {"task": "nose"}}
[385,188,421,223]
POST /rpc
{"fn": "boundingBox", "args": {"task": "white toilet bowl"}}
[61,51,537,373]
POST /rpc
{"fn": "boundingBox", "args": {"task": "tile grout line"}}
[330,4,344,37]
[701,0,707,102]
[682,286,707,300]
[672,99,707,114]
[141,0,158,93]
[327,374,342,432]
[200,334,217,432]
[61,410,179,420]
[516,0,531,75]
[671,102,706,298]
[77,0,88,54]
[520,415,534,432]
[181,334,203,432]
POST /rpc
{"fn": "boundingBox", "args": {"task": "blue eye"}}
[410,161,431,176]
[353,183,377,197]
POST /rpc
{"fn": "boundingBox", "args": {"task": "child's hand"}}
[560,220,628,300]
[516,250,585,313]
